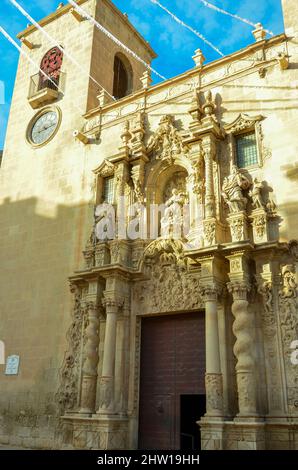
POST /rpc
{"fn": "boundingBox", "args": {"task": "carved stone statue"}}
[160,189,188,238]
[222,165,251,213]
[250,178,266,209]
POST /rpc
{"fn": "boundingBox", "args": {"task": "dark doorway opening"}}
[180,394,206,450]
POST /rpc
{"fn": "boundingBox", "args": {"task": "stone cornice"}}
[17,0,157,58]
[84,33,287,123]
[17,0,89,38]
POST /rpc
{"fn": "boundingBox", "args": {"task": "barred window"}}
[103,177,114,204]
[236,132,258,168]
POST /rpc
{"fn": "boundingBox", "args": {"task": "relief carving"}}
[278,264,298,413]
[56,284,87,414]
[205,373,223,413]
[256,279,276,335]
[147,115,188,164]
[135,238,202,314]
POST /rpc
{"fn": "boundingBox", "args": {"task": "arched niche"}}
[145,158,192,239]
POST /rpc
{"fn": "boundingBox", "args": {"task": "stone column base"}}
[61,415,129,450]
[198,417,225,450]
[265,418,298,450]
[198,418,266,450]
[223,420,265,450]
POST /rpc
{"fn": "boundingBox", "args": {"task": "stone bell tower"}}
[282,0,298,59]
[282,0,298,36]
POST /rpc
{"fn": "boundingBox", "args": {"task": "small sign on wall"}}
[5,355,20,375]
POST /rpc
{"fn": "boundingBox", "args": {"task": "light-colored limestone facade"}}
[0,0,297,450]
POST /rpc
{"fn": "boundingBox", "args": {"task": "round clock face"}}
[30,110,59,145]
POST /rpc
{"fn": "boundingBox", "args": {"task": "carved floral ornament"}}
[135,238,203,314]
[146,115,189,164]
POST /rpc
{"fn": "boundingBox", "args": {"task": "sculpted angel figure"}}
[221,165,251,213]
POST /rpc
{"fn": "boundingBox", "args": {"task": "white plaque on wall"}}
[5,355,20,375]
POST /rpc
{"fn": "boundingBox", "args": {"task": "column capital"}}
[227,280,251,300]
[199,282,224,303]
[102,294,124,311]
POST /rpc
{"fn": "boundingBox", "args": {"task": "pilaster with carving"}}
[56,283,86,414]
[79,301,100,414]
[278,256,298,414]
[255,258,285,415]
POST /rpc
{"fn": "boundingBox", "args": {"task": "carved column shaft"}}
[79,301,100,414]
[98,297,122,414]
[204,149,215,218]
[199,284,223,417]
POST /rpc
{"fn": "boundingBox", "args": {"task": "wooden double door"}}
[138,312,206,450]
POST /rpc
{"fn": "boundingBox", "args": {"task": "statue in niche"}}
[161,189,188,239]
[221,165,251,213]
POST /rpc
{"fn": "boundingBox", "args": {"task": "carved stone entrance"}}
[138,312,206,450]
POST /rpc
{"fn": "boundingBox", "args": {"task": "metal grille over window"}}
[103,177,114,204]
[236,132,258,168]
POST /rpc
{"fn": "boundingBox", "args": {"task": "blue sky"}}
[0,0,284,149]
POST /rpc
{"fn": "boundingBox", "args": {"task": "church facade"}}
[0,0,297,450]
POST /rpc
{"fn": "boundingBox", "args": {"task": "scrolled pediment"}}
[224,113,264,134]
[93,159,115,178]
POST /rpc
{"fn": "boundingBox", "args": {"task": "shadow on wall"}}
[0,196,92,448]
[279,200,298,241]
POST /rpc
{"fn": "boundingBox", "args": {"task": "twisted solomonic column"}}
[227,281,258,417]
[79,301,100,414]
[199,283,224,417]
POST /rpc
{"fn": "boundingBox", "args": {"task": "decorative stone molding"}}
[135,238,203,314]
[79,301,100,414]
[203,146,216,218]
[227,212,249,242]
[95,243,109,267]
[224,113,264,134]
[205,373,223,415]
[83,245,95,269]
[131,164,145,203]
[256,278,275,334]
[278,263,298,413]
[199,283,222,303]
[98,376,114,411]
[94,159,115,178]
[203,218,216,246]
[146,115,188,164]
[56,284,86,414]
